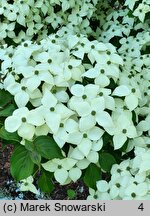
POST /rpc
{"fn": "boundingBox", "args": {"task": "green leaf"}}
[99,152,117,172]
[132,110,137,124]
[83,164,101,190]
[0,126,21,142]
[0,118,4,126]
[34,135,64,160]
[107,78,118,91]
[25,140,34,151]
[10,145,34,180]
[67,189,76,199]
[25,140,41,165]
[118,0,125,5]
[38,171,54,193]
[102,132,112,147]
[0,104,16,117]
[120,139,129,152]
[30,151,41,166]
[0,89,12,107]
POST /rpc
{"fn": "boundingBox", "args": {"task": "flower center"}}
[117,169,121,173]
[123,106,128,110]
[122,129,127,134]
[21,86,26,91]
[83,133,88,138]
[22,117,26,123]
[34,70,39,75]
[52,89,57,94]
[24,43,28,47]
[68,65,73,70]
[99,92,103,96]
[50,107,55,112]
[94,195,98,199]
[48,59,52,63]
[11,72,15,76]
[107,61,111,65]
[24,182,29,186]
[131,88,136,93]
[107,51,111,55]
[116,183,120,188]
[8,53,13,58]
[51,39,56,43]
[100,69,105,74]
[126,166,130,171]
[60,123,64,128]
[91,110,96,116]
[131,193,136,198]
[82,95,87,99]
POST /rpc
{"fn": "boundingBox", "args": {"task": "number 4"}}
[138,203,144,211]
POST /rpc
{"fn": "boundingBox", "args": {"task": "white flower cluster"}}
[1,34,124,185]
[88,146,150,200]
[125,0,150,22]
[85,0,150,200]
[0,0,98,44]
[94,0,150,41]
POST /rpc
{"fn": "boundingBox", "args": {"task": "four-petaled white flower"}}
[42,158,82,185]
[19,176,39,194]
[41,89,74,134]
[106,112,137,149]
[5,107,45,140]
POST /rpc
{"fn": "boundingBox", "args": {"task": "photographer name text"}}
[19,202,106,212]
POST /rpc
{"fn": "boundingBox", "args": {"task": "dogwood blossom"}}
[5,107,44,140]
[106,111,137,149]
[133,3,150,22]
[19,176,39,195]
[40,89,74,134]
[42,158,81,184]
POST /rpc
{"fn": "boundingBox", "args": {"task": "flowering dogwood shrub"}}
[0,0,98,44]
[0,0,150,199]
